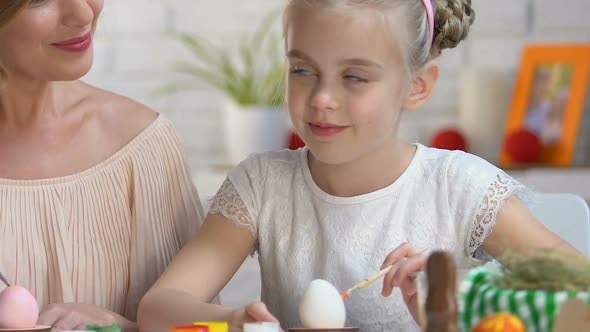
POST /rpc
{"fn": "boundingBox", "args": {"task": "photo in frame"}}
[573,77,590,165]
[500,44,590,168]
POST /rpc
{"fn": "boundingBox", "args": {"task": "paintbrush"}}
[341,248,429,299]
[0,271,10,287]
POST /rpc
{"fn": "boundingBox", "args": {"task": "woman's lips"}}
[51,32,92,52]
[308,122,348,137]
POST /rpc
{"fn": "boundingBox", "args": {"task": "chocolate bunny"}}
[424,251,460,332]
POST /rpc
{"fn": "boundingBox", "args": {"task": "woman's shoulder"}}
[56,81,189,170]
[76,82,160,141]
[64,81,183,157]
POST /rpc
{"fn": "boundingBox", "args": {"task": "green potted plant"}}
[157,10,289,164]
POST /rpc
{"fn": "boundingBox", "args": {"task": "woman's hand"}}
[381,242,429,322]
[38,303,136,332]
[229,302,282,332]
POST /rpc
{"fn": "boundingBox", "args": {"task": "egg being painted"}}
[299,279,346,329]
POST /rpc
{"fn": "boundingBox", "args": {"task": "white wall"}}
[82,0,590,172]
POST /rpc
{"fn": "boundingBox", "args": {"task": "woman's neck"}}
[308,140,416,197]
[0,76,61,129]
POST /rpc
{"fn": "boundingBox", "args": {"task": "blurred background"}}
[82,0,590,306]
[83,0,590,172]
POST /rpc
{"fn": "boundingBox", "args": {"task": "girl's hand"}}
[38,303,136,332]
[229,302,283,332]
[380,242,429,322]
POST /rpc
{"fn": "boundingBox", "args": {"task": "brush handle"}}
[0,271,10,287]
[342,248,429,297]
[342,264,397,297]
[356,265,394,289]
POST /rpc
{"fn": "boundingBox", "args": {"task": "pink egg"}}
[0,286,39,329]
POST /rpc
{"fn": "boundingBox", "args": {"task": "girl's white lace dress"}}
[209,144,528,331]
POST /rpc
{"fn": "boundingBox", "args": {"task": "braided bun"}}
[431,0,475,57]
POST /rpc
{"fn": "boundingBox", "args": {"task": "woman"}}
[0,1,204,331]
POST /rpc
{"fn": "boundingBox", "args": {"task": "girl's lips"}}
[51,32,92,52]
[308,122,348,137]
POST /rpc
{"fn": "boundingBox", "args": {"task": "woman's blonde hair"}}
[0,0,32,85]
[283,0,475,76]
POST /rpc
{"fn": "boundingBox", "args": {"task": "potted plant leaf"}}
[156,10,289,164]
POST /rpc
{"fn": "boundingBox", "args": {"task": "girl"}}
[138,1,578,331]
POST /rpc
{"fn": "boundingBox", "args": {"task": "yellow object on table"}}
[193,322,228,332]
[169,325,210,332]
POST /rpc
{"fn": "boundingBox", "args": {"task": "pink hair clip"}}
[422,0,435,42]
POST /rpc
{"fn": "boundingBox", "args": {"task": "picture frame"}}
[500,44,590,168]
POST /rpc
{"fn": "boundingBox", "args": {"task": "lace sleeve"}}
[208,178,257,238]
[467,172,531,260]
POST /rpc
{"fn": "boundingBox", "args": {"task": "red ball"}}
[288,131,306,150]
[431,128,468,151]
[504,128,543,163]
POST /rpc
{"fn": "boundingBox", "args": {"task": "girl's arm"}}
[482,195,581,258]
[137,213,277,332]
[381,196,582,323]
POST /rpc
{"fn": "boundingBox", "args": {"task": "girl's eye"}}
[344,75,369,83]
[290,68,315,76]
[30,0,49,6]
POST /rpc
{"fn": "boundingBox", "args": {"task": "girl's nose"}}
[309,83,340,112]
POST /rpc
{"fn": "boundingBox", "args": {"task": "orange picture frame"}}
[500,44,590,168]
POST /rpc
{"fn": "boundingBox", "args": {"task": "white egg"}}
[299,279,346,328]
